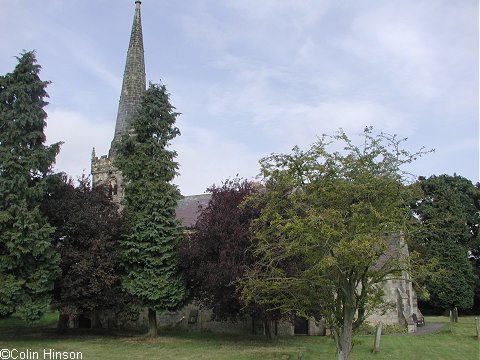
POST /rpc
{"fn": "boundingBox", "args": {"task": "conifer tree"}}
[0,51,61,321]
[115,82,185,337]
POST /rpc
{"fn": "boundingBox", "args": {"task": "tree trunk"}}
[264,318,276,340]
[148,308,157,337]
[91,310,102,329]
[336,306,355,360]
[56,313,68,334]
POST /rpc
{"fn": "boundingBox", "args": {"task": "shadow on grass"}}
[0,312,298,348]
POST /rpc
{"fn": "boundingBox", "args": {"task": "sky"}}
[0,0,478,195]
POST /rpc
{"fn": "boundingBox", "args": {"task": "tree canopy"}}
[412,174,479,311]
[238,128,427,360]
[41,175,131,328]
[178,178,263,321]
[0,51,61,321]
[115,82,186,336]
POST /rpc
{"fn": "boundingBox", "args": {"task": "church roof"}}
[176,194,212,228]
[374,233,408,270]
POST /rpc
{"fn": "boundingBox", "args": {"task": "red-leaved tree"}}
[178,178,281,336]
[42,175,132,330]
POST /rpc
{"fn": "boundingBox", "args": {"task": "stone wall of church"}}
[91,153,124,204]
[148,305,325,336]
[365,274,420,333]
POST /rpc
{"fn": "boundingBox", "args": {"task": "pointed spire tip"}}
[112,0,146,143]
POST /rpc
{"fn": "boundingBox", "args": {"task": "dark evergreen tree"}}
[413,174,478,311]
[427,241,475,310]
[41,175,131,329]
[115,82,186,337]
[0,51,61,321]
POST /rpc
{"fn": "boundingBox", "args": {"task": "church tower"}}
[91,0,146,203]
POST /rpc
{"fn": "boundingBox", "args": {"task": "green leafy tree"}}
[41,175,132,330]
[412,175,478,311]
[238,128,429,360]
[0,51,61,321]
[115,82,186,337]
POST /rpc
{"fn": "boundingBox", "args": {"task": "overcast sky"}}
[1,0,478,195]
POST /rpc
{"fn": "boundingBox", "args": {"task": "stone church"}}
[91,1,423,335]
[91,0,145,201]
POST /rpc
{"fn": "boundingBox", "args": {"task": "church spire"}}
[111,0,146,150]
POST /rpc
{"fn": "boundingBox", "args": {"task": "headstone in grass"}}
[449,310,453,333]
[475,317,480,340]
[453,307,458,322]
[372,322,382,353]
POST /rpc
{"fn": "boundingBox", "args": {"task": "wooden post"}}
[475,317,479,339]
[372,322,382,353]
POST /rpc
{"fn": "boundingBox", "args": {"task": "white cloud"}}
[45,108,112,180]
[206,61,407,149]
[49,27,122,92]
[330,1,478,104]
[181,12,231,52]
[173,126,261,195]
[407,135,479,182]
[224,0,331,28]
[253,99,406,151]
[331,4,440,99]
[2,0,477,191]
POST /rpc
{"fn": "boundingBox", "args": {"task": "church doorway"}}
[76,314,92,329]
[294,316,309,335]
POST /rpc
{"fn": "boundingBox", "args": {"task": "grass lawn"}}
[0,314,478,359]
